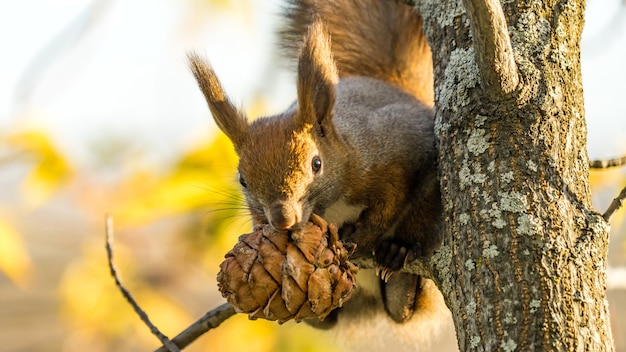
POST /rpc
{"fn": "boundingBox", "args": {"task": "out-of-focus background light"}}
[0,0,625,351]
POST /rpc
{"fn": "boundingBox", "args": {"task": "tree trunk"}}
[417,0,615,350]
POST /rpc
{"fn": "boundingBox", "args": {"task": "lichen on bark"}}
[417,0,615,350]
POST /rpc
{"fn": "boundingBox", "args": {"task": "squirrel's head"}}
[189,20,343,230]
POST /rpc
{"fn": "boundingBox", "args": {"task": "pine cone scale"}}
[217,215,358,323]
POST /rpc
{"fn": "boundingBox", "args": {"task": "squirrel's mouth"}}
[266,201,312,231]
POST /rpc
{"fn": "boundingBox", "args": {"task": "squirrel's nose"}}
[269,201,300,230]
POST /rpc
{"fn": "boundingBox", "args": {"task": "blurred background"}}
[0,0,625,351]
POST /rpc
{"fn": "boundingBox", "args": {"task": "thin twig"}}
[589,156,626,169]
[105,215,181,352]
[603,185,626,222]
[154,303,237,352]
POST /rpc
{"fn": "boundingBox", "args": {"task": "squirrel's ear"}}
[188,52,249,149]
[296,19,338,128]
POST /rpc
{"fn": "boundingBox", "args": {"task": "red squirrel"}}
[189,0,449,344]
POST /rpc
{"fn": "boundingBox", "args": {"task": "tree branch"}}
[603,185,626,222]
[462,0,519,97]
[150,254,433,351]
[105,215,181,352]
[589,155,626,169]
[154,303,237,352]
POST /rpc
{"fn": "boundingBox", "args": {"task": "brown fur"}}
[280,0,433,105]
[188,0,449,349]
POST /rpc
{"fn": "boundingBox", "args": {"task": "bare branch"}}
[154,303,237,352]
[603,185,626,222]
[462,0,519,97]
[105,215,181,352]
[589,155,626,169]
[150,255,432,351]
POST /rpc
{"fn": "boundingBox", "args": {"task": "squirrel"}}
[189,0,451,348]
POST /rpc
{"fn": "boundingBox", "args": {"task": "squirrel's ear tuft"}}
[188,52,249,149]
[296,19,338,127]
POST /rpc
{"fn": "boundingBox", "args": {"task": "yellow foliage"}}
[4,129,72,206]
[56,221,339,352]
[59,238,194,350]
[112,133,242,226]
[207,315,278,352]
[0,122,342,350]
[589,167,624,191]
[0,217,32,288]
[181,309,342,352]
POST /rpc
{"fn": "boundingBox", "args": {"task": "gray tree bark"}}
[416,0,615,350]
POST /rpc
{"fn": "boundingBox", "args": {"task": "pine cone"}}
[217,214,358,323]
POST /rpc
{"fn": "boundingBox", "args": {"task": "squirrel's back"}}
[280,0,433,105]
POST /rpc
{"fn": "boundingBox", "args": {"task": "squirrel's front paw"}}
[374,240,419,282]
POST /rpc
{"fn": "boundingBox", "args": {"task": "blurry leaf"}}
[59,238,193,350]
[60,240,139,337]
[113,133,242,226]
[275,323,341,352]
[205,314,277,352]
[195,312,341,352]
[5,129,73,205]
[589,167,624,190]
[0,217,32,288]
[22,160,71,205]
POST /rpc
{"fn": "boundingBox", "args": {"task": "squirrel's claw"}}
[374,240,412,281]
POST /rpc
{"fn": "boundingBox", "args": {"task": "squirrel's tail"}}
[280,0,433,105]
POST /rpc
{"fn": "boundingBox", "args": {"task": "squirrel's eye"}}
[238,173,247,188]
[311,156,322,174]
